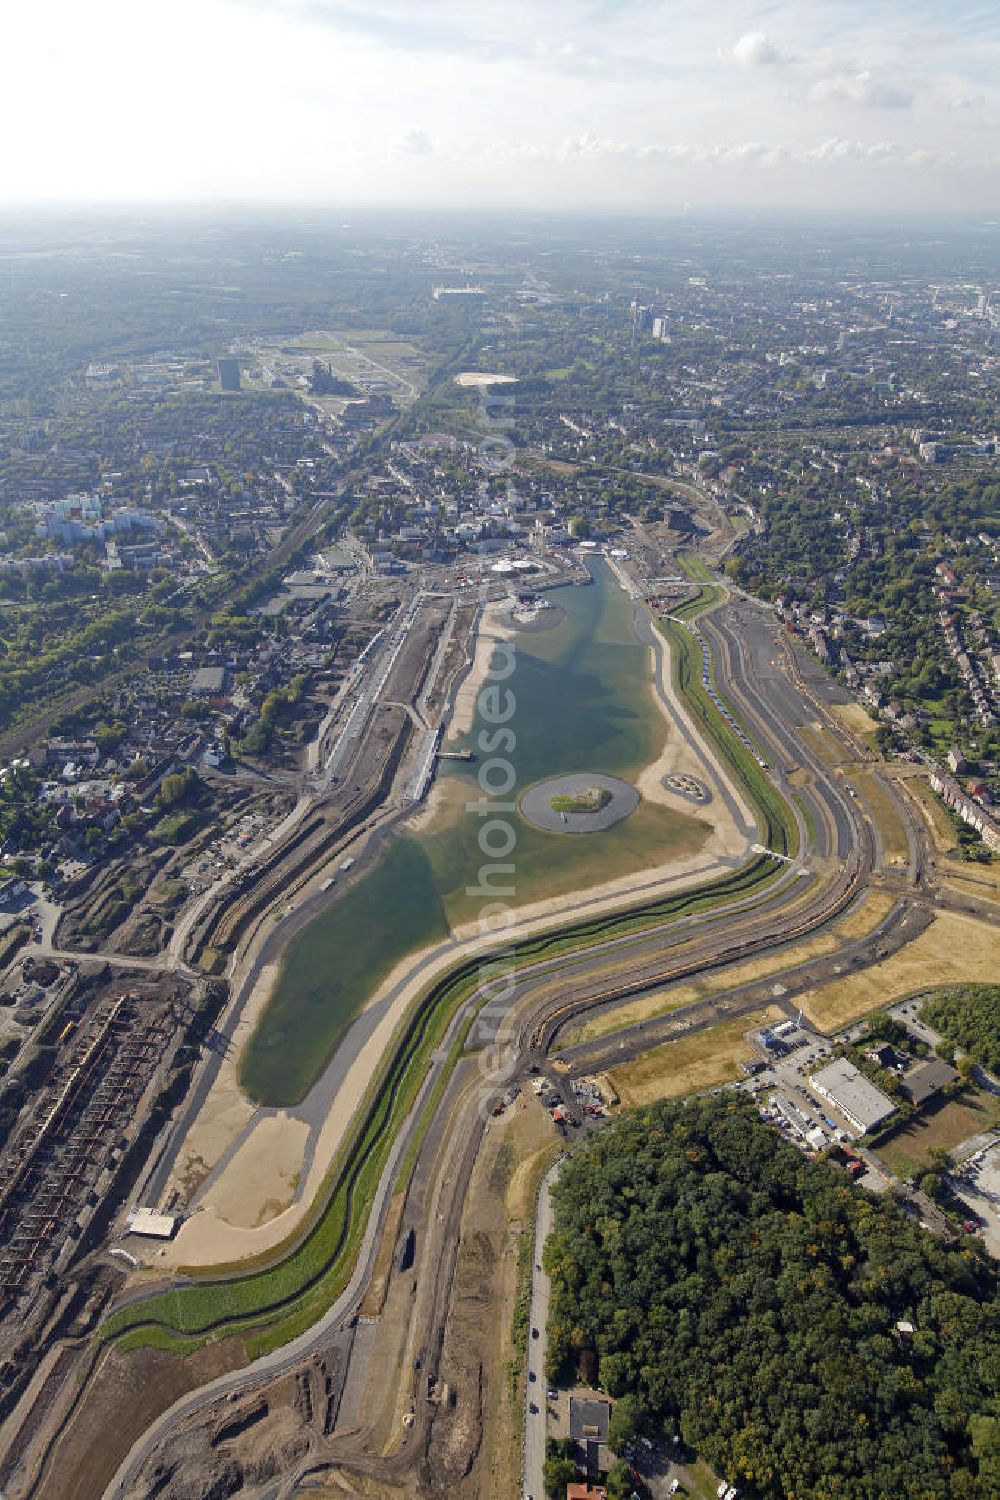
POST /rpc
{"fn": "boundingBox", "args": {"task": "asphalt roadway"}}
[703,603,856,861]
[524,1159,560,1500]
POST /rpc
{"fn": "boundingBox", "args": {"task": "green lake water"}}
[240,559,706,1105]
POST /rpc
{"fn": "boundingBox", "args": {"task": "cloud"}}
[710,140,787,167]
[797,137,960,169]
[487,132,969,174]
[550,133,704,166]
[5,0,999,209]
[728,31,788,68]
[393,127,434,155]
[803,137,901,164]
[231,0,673,79]
[720,25,919,115]
[809,69,913,111]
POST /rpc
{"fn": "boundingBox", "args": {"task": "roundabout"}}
[518,772,640,834]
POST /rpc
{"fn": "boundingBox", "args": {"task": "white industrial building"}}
[126,1207,178,1240]
[810,1059,896,1133]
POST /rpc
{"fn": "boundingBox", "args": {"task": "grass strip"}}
[658,613,797,858]
[792,793,818,849]
[101,859,780,1351]
[672,583,724,619]
[677,552,712,583]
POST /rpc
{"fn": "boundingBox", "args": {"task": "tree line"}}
[545,1092,998,1499]
[922,986,1000,1077]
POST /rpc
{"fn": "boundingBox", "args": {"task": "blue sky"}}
[2,0,998,210]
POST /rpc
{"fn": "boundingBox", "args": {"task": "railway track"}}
[204,704,412,955]
[199,601,442,960]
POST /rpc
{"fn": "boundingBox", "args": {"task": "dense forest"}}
[922,986,1000,1077]
[545,1094,999,1499]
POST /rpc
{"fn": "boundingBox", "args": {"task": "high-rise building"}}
[217,357,241,392]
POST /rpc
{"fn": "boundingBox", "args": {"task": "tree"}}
[542,1452,578,1499]
[923,986,1000,1075]
[605,1460,637,1500]
[919,1171,945,1202]
[867,1009,908,1047]
[608,1392,648,1450]
[94,722,125,756]
[157,772,188,809]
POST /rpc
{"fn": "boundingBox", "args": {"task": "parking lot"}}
[888,997,944,1050]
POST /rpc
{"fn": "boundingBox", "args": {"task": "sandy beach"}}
[446,600,516,739]
[158,928,457,1268]
[409,600,517,836]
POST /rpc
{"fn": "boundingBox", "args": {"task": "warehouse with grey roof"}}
[809,1058,896,1133]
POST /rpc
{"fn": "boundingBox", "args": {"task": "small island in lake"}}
[550,786,612,815]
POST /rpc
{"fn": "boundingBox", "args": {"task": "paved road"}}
[0,485,347,763]
[524,1159,561,1500]
[559,898,931,1077]
[703,603,857,861]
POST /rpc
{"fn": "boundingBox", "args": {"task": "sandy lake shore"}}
[147,573,755,1271]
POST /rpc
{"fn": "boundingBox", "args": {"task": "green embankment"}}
[102,856,779,1353]
[658,609,797,859]
[676,552,712,583]
[101,577,798,1356]
[243,556,708,1102]
[792,793,818,850]
[671,583,724,620]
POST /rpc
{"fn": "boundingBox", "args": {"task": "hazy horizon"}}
[3,1,999,215]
